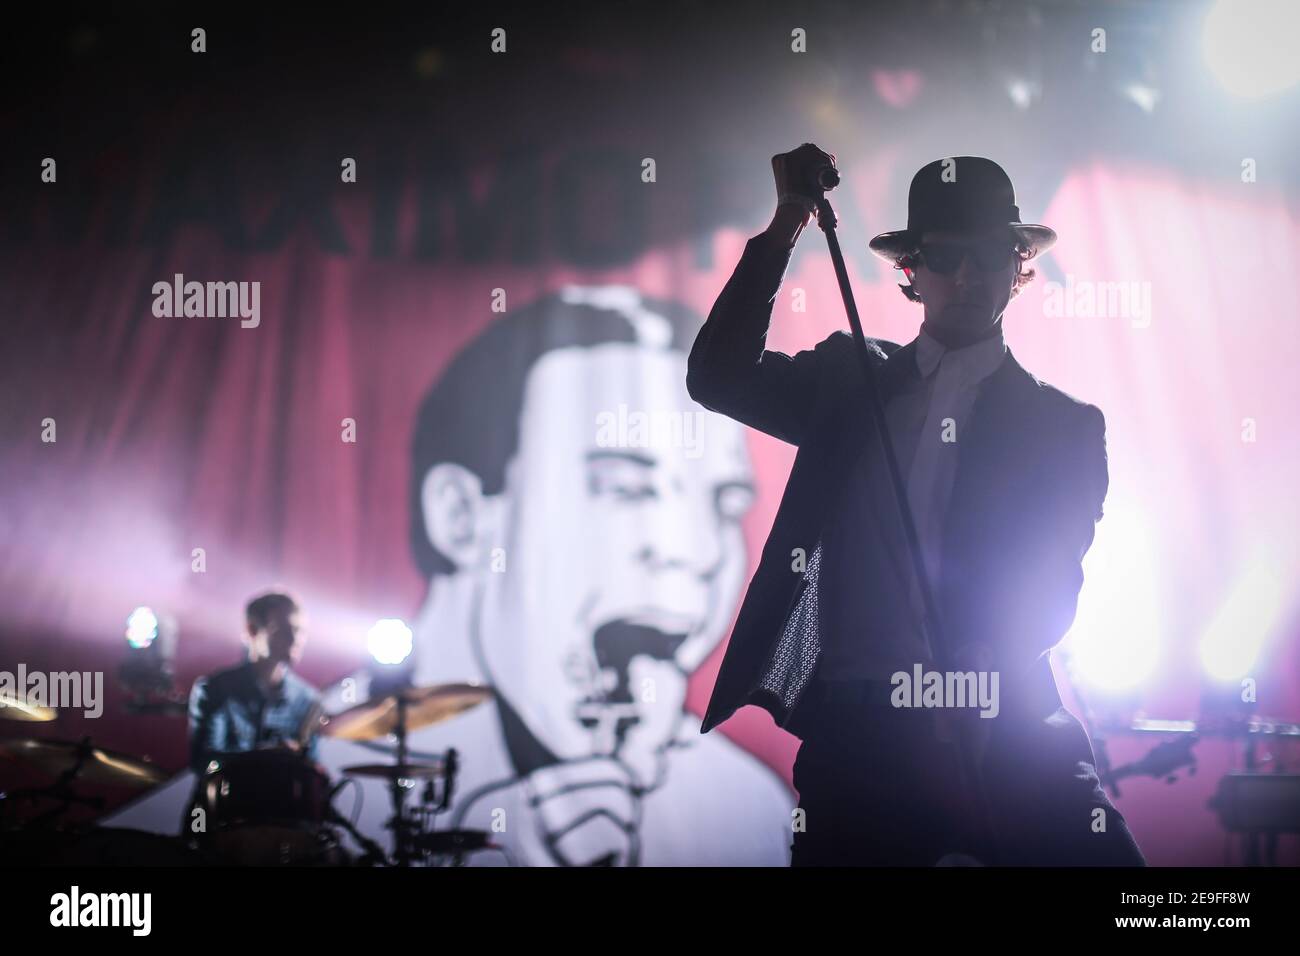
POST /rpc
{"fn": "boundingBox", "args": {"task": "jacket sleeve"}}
[686,231,834,447]
[187,676,224,774]
[299,694,324,762]
[995,404,1109,675]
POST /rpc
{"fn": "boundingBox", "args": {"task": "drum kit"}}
[9,675,1299,866]
[1090,713,1300,866]
[0,682,495,866]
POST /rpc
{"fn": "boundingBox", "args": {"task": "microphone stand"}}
[812,191,1001,866]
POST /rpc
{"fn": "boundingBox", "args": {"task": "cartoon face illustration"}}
[410,287,754,774]
[102,286,794,867]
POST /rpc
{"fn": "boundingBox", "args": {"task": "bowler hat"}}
[868,156,1056,266]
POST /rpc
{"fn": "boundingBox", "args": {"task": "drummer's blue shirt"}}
[187,662,321,772]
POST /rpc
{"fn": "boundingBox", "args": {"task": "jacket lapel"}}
[823,337,916,459]
[941,347,1040,571]
[823,337,1040,553]
[877,338,920,401]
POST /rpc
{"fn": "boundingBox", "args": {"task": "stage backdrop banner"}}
[3,121,1298,865]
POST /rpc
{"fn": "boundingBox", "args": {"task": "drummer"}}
[188,590,322,773]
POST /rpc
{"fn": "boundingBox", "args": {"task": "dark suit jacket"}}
[687,232,1109,748]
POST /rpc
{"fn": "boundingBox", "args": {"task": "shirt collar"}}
[914,325,1007,385]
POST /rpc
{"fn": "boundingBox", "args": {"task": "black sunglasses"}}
[916,240,1016,274]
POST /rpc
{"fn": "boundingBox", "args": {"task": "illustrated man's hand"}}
[524,757,641,866]
[616,656,686,789]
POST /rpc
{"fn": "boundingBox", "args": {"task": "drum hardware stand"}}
[329,681,493,865]
[382,698,463,866]
[408,748,478,865]
[388,693,417,866]
[323,799,389,866]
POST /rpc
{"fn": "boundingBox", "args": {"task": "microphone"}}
[439,747,459,811]
[777,162,841,216]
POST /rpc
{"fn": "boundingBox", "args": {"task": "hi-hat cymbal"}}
[0,738,169,788]
[323,682,493,742]
[342,762,444,781]
[0,693,56,722]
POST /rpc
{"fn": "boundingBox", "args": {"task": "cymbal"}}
[0,738,169,788]
[0,693,56,722]
[323,682,493,742]
[342,762,444,781]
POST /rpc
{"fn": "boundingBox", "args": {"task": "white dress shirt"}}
[903,325,1008,588]
[817,325,1007,680]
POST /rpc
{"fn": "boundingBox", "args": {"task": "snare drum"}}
[195,748,344,865]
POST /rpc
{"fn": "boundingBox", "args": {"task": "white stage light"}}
[367,618,414,666]
[1064,502,1161,692]
[125,606,159,649]
[1203,0,1300,99]
[1200,562,1285,682]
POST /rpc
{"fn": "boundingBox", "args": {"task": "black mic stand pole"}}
[812,187,1002,866]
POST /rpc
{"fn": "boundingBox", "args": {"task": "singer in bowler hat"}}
[686,147,1145,866]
